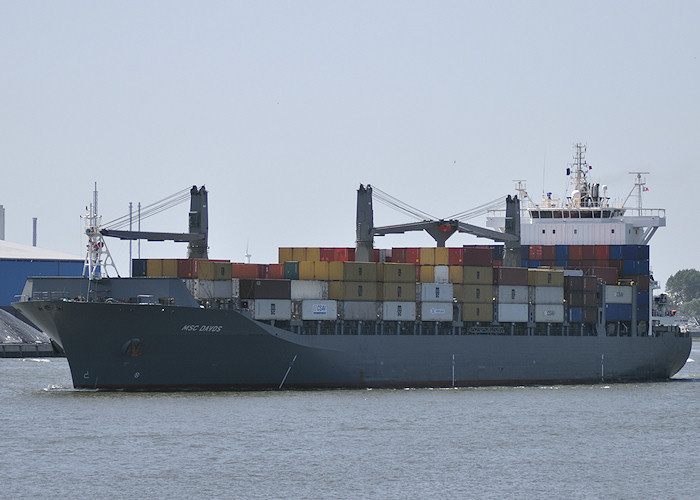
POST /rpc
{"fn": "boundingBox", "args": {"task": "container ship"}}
[13,145,691,390]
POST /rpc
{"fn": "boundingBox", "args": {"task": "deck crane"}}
[355,185,521,267]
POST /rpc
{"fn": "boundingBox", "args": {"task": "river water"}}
[1,346,699,499]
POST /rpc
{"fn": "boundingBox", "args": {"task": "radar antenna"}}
[82,183,120,280]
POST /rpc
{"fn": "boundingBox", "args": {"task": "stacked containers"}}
[529,269,565,323]
[418,282,453,321]
[565,275,598,323]
[604,284,634,321]
[241,279,292,321]
[328,262,380,320]
[494,267,529,322]
[458,266,493,322]
[382,263,417,321]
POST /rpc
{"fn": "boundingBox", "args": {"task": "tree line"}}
[665,269,700,317]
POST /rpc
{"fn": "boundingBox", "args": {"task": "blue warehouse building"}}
[0,240,84,306]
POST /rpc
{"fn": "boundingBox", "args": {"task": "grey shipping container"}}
[341,301,380,320]
[251,299,292,320]
[382,301,417,321]
[301,300,338,320]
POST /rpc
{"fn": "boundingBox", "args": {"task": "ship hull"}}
[13,300,692,390]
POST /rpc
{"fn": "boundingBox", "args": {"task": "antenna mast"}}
[83,183,120,280]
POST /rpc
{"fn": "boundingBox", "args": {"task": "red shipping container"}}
[232,263,264,279]
[392,248,407,263]
[493,267,528,285]
[373,249,379,262]
[405,248,421,264]
[541,245,556,260]
[581,245,596,259]
[594,245,610,260]
[569,245,583,260]
[334,248,356,262]
[463,246,492,266]
[448,247,463,265]
[320,248,335,262]
[177,259,198,278]
[265,263,285,279]
[586,266,618,284]
[492,259,503,268]
[529,245,543,260]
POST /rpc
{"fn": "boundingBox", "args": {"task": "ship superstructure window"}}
[574,229,578,234]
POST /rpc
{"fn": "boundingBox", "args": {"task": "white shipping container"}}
[342,301,379,320]
[434,265,449,284]
[497,303,529,322]
[420,302,453,321]
[251,299,292,320]
[418,283,453,302]
[291,280,329,300]
[563,269,584,277]
[382,301,417,321]
[605,285,633,304]
[533,286,564,304]
[534,304,564,323]
[301,299,337,320]
[497,285,529,304]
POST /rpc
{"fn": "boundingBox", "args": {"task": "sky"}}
[1,1,698,290]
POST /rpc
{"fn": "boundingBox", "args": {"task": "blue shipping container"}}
[636,306,650,321]
[555,245,569,260]
[528,260,541,268]
[569,307,583,322]
[556,259,569,267]
[605,303,633,321]
[521,246,530,260]
[609,245,624,260]
[623,260,638,275]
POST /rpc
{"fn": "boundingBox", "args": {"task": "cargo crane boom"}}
[356,185,521,266]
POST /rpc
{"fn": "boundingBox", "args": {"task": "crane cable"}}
[103,188,192,230]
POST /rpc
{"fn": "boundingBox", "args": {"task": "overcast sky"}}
[1,1,698,289]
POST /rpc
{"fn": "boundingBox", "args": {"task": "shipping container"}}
[382,263,415,283]
[251,299,292,320]
[320,248,335,262]
[581,245,596,259]
[569,245,583,260]
[448,247,463,265]
[493,267,528,286]
[569,306,583,323]
[382,282,412,301]
[314,261,329,281]
[463,266,493,285]
[418,283,453,302]
[497,285,529,304]
[291,247,306,262]
[291,280,329,300]
[341,301,379,320]
[329,261,378,282]
[463,246,492,266]
[541,245,556,260]
[566,292,598,307]
[565,276,584,291]
[160,259,178,277]
[283,261,299,280]
[434,265,449,284]
[240,279,291,299]
[419,265,435,283]
[535,304,564,323]
[586,266,618,284]
[605,285,633,304]
[301,300,337,320]
[420,247,435,266]
[420,302,453,322]
[278,247,294,264]
[455,284,493,304]
[147,259,162,277]
[555,245,569,260]
[299,261,316,281]
[132,259,148,277]
[334,248,355,262]
[382,301,416,321]
[264,263,285,280]
[448,266,463,284]
[461,303,494,322]
[175,259,197,278]
[595,245,610,260]
[232,263,264,279]
[329,281,380,301]
[497,303,529,322]
[528,269,564,287]
[435,247,449,266]
[533,286,564,304]
[405,248,421,264]
[198,261,232,281]
[305,248,321,262]
[582,307,598,324]
[391,248,407,263]
[529,245,543,260]
[605,302,633,321]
